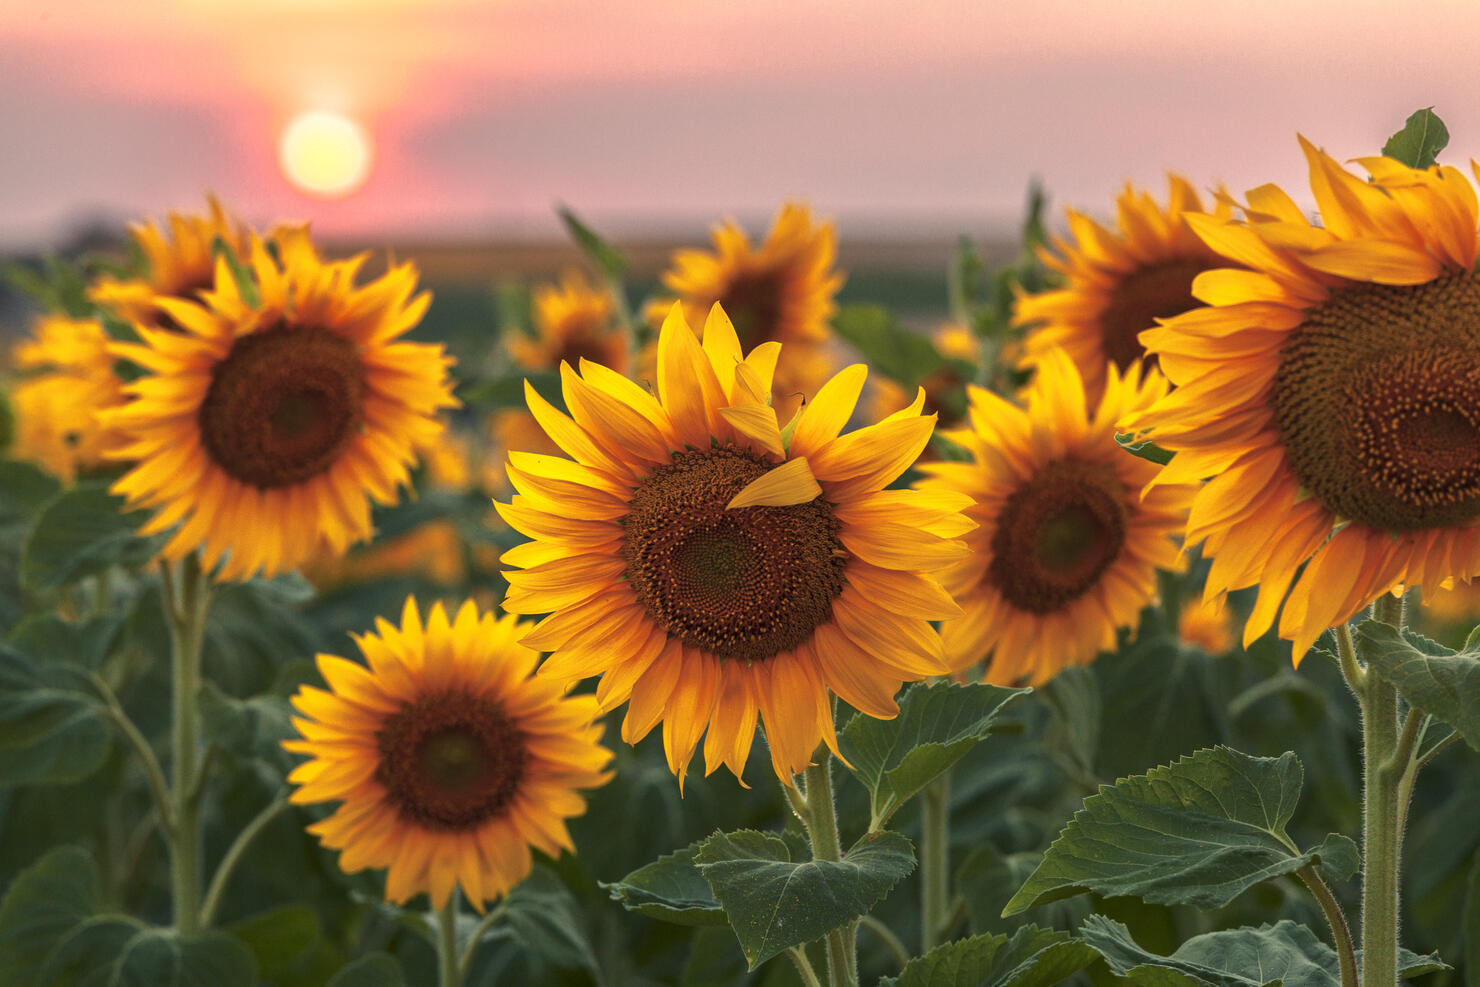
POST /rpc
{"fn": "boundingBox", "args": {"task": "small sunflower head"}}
[284,598,613,910]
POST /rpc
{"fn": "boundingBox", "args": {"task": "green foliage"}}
[20,483,165,593]
[326,953,407,986]
[471,866,602,978]
[604,844,727,926]
[7,613,122,671]
[1116,433,1175,466]
[1383,108,1449,169]
[461,370,561,409]
[1079,914,1446,986]
[829,304,950,386]
[0,640,111,786]
[0,845,257,986]
[878,924,1098,987]
[227,905,342,987]
[839,681,1029,829]
[558,205,628,280]
[1355,619,1480,751]
[1005,747,1357,914]
[0,461,61,542]
[693,829,915,970]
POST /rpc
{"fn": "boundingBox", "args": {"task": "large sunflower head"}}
[1015,176,1233,405]
[511,269,627,375]
[101,226,458,581]
[497,302,969,785]
[8,315,131,482]
[1125,138,1480,663]
[646,203,846,415]
[284,598,613,911]
[916,348,1193,684]
[91,196,251,330]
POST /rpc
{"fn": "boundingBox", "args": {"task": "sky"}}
[4,0,1480,249]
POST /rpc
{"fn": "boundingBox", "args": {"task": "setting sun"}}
[278,111,372,198]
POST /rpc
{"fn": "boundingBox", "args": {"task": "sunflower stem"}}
[198,792,289,928]
[920,772,951,952]
[163,553,211,936]
[1357,592,1406,987]
[787,947,825,987]
[799,753,858,987]
[459,900,509,979]
[437,891,462,987]
[1297,865,1357,987]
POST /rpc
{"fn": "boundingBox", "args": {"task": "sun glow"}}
[278,111,373,198]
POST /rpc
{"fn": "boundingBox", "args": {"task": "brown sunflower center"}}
[718,271,785,349]
[375,690,527,831]
[988,458,1127,613]
[622,445,847,663]
[1098,257,1214,371]
[1273,272,1480,532]
[552,332,613,370]
[199,325,366,489]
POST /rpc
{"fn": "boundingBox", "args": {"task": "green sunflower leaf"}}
[20,481,167,593]
[1003,746,1352,914]
[830,304,948,386]
[1354,619,1480,751]
[326,953,406,987]
[0,641,110,786]
[603,844,727,927]
[693,828,915,970]
[0,460,61,542]
[483,866,601,976]
[557,205,628,280]
[1382,108,1449,169]
[0,845,108,984]
[6,613,123,671]
[839,681,1030,830]
[1115,433,1175,466]
[1078,914,1446,986]
[878,925,1099,987]
[198,682,297,782]
[50,927,258,987]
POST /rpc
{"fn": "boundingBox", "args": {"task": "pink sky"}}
[5,0,1480,248]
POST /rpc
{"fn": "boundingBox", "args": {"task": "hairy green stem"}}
[1298,865,1357,987]
[920,773,951,952]
[799,755,857,987]
[437,891,461,987]
[163,554,210,935]
[860,914,912,972]
[787,947,825,987]
[1334,622,1366,700]
[198,793,289,928]
[1358,593,1405,987]
[95,674,174,836]
[458,900,508,979]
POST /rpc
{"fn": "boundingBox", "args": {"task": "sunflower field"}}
[2,109,1480,987]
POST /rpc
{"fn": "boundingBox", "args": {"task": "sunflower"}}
[91,196,251,330]
[646,203,845,416]
[284,598,613,910]
[497,303,968,784]
[8,315,131,482]
[1177,596,1234,655]
[1015,176,1233,405]
[100,226,458,581]
[916,349,1193,684]
[512,269,628,375]
[1125,138,1480,663]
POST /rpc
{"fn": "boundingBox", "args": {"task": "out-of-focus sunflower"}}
[1177,596,1234,655]
[91,196,251,330]
[646,203,845,417]
[101,227,458,581]
[9,316,131,482]
[511,269,628,375]
[497,303,967,784]
[916,349,1192,684]
[1016,176,1232,405]
[1420,579,1480,626]
[1126,139,1480,663]
[284,598,613,910]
